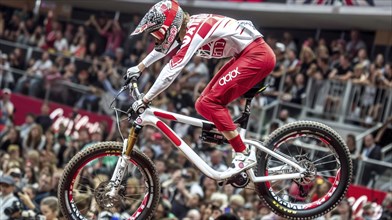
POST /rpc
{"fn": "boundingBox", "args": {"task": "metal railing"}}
[304,78,392,125]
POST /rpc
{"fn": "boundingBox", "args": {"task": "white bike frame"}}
[121,106,306,181]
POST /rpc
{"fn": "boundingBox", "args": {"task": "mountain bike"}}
[58,79,352,220]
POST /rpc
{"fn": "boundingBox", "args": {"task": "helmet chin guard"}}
[131,0,184,54]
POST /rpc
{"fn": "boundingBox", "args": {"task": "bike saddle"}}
[243,84,269,99]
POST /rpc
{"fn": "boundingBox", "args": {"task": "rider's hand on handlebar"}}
[124,66,141,83]
[132,96,149,114]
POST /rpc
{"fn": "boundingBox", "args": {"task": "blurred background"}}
[0,0,391,219]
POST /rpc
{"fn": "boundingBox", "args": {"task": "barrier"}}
[305,79,392,125]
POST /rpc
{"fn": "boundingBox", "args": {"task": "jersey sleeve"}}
[141,41,180,68]
[144,31,206,101]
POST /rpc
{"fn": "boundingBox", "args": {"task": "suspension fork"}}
[107,123,143,196]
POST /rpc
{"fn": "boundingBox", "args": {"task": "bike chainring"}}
[228,171,250,188]
[94,181,123,209]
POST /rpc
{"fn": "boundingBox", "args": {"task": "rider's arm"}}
[143,34,205,102]
[141,41,180,68]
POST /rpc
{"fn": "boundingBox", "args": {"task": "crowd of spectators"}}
[0,3,391,220]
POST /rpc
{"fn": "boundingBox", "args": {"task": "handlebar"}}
[109,78,143,109]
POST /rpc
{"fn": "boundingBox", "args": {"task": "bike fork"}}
[107,124,142,197]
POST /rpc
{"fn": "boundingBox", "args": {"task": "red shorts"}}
[195,37,276,131]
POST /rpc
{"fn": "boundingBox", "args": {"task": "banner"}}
[346,184,387,219]
[9,93,113,137]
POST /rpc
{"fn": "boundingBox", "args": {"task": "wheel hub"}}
[94,181,122,209]
[294,156,317,185]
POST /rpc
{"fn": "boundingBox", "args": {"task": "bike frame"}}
[116,106,306,181]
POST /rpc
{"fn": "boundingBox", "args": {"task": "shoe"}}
[222,146,257,178]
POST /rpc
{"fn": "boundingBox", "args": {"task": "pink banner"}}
[10,93,113,136]
[346,184,387,219]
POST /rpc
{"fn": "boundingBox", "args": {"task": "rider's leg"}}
[195,37,275,175]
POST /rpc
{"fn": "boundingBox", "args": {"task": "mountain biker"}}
[125,0,276,176]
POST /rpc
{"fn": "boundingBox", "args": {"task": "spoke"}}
[275,185,290,196]
[294,137,303,156]
[317,173,337,178]
[318,169,338,173]
[314,160,337,166]
[125,185,146,189]
[284,141,295,159]
[270,180,283,188]
[74,188,93,194]
[122,196,144,201]
[123,193,145,197]
[312,153,335,163]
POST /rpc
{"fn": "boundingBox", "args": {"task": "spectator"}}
[70,36,87,59]
[0,126,22,157]
[312,56,331,81]
[63,23,74,44]
[209,149,228,172]
[75,70,105,111]
[22,124,46,151]
[153,199,177,220]
[0,88,14,129]
[225,194,245,217]
[242,202,256,220]
[284,48,300,75]
[0,12,4,38]
[380,192,392,220]
[299,46,317,79]
[41,11,61,51]
[35,103,52,133]
[263,42,286,102]
[362,202,376,220]
[9,48,25,70]
[351,63,368,84]
[90,17,123,56]
[28,26,45,48]
[346,30,367,59]
[19,113,35,138]
[53,31,69,54]
[329,54,353,81]
[281,73,306,104]
[0,175,19,220]
[276,109,296,126]
[328,197,352,220]
[40,196,59,220]
[346,133,357,155]
[360,134,382,186]
[171,168,203,219]
[15,52,53,97]
[180,56,209,89]
[353,48,371,70]
[184,209,202,220]
[282,31,297,52]
[34,172,55,206]
[0,53,14,89]
[16,20,32,45]
[156,137,178,166]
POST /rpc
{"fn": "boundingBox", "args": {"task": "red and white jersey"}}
[143,14,262,101]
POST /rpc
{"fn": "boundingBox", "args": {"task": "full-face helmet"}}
[131,0,184,54]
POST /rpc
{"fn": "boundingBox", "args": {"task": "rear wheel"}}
[255,121,352,219]
[58,141,160,220]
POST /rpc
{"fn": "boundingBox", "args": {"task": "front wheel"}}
[255,121,352,219]
[58,141,160,220]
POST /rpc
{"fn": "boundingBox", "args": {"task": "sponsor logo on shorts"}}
[219,67,241,86]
